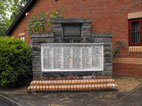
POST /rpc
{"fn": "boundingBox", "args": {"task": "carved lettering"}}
[42,44,103,72]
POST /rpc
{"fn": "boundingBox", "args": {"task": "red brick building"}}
[6,0,142,76]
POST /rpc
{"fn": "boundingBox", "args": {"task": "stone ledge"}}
[128,11,142,19]
[31,33,54,38]
[52,18,92,23]
[92,33,113,38]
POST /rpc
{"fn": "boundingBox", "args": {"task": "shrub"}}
[0,37,32,88]
[28,8,64,35]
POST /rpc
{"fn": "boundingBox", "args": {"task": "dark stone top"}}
[52,18,92,24]
[31,33,54,38]
[92,33,113,38]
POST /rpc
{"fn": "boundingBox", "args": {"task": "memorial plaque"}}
[63,24,81,37]
[64,46,73,69]
[41,43,104,72]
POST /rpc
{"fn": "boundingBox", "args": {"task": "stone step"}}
[30,79,115,85]
[27,83,118,92]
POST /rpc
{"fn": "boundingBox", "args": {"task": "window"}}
[19,33,25,41]
[129,19,142,46]
[19,35,25,41]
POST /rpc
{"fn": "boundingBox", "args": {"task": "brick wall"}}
[11,0,142,76]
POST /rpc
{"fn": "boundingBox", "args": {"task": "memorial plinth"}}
[31,19,113,79]
[28,18,116,92]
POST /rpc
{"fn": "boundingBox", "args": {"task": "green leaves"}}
[0,37,32,88]
[28,8,64,35]
[0,0,28,36]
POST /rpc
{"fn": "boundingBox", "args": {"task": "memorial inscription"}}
[41,43,104,72]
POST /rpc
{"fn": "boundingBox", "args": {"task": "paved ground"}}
[114,85,142,106]
[0,77,142,106]
[3,85,141,106]
[0,100,10,106]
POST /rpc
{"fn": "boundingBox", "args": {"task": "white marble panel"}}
[41,43,104,72]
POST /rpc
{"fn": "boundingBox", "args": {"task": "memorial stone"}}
[41,44,103,72]
[31,19,113,79]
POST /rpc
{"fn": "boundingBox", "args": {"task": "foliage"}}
[0,37,32,88]
[0,0,28,36]
[113,41,125,57]
[0,20,9,36]
[28,8,64,35]
[9,0,28,23]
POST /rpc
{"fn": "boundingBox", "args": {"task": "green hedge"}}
[0,37,32,88]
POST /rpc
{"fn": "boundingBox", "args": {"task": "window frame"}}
[19,35,25,41]
[129,19,142,46]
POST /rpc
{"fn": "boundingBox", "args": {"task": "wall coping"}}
[31,33,113,38]
[92,33,113,38]
[31,33,54,38]
[52,18,92,24]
